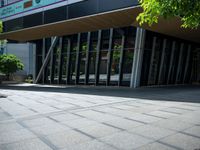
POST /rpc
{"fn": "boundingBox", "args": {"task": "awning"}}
[0,6,199,43]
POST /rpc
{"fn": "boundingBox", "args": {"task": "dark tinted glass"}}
[23,12,43,28]
[98,0,138,12]
[44,6,67,24]
[3,18,23,32]
[68,0,98,19]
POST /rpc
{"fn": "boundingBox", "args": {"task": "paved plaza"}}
[0,84,200,150]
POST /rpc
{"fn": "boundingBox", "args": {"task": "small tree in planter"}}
[0,54,24,80]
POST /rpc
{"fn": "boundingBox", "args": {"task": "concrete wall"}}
[4,43,36,77]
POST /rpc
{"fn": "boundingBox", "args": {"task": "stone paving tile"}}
[145,110,180,119]
[152,118,194,131]
[45,130,92,149]
[78,123,121,138]
[100,131,153,150]
[0,128,36,145]
[0,112,12,121]
[61,139,117,150]
[74,110,120,122]
[160,133,200,150]
[30,122,70,136]
[159,107,192,114]
[0,138,52,150]
[104,117,144,130]
[125,113,163,124]
[171,104,199,111]
[182,125,200,138]
[173,113,200,125]
[61,118,99,129]
[128,124,176,140]
[1,85,200,150]
[49,113,81,122]
[0,121,23,133]
[136,142,177,150]
[21,117,57,128]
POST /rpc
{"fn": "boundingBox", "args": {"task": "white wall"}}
[4,43,36,76]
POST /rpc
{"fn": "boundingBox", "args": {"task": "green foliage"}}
[137,0,200,29]
[0,21,2,33]
[0,54,24,79]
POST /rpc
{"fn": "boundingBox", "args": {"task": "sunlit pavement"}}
[0,84,200,150]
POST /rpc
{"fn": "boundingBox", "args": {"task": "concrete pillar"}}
[130,28,146,88]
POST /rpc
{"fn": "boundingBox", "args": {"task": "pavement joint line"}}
[157,141,184,150]
[142,113,168,119]
[171,106,195,111]
[46,116,60,123]
[91,109,107,114]
[2,111,12,117]
[158,109,182,115]
[50,105,62,110]
[96,138,121,150]
[124,117,148,124]
[102,122,125,131]
[73,128,96,139]
[179,131,200,139]
[181,103,200,108]
[122,103,140,108]
[38,136,58,150]
[70,112,87,118]
[16,119,59,150]
[29,108,38,113]
[135,101,154,105]
[85,100,97,104]
[109,106,125,110]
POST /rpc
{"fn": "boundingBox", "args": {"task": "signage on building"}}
[0,0,65,19]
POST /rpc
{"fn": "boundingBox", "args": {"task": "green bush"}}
[0,54,24,80]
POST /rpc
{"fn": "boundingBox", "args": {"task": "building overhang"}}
[0,6,199,43]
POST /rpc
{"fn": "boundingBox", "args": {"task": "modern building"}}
[0,0,200,87]
[3,43,36,77]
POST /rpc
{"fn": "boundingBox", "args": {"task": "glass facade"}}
[2,0,138,32]
[140,31,199,86]
[35,27,200,87]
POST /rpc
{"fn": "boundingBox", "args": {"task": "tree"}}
[0,54,24,80]
[0,21,2,33]
[137,0,200,29]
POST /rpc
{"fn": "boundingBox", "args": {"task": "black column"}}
[75,33,81,85]
[95,30,102,85]
[66,37,71,84]
[106,28,114,86]
[85,32,91,85]
[118,34,126,86]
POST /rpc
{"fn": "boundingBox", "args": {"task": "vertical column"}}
[106,28,114,86]
[95,30,102,85]
[118,34,126,86]
[66,38,71,84]
[33,44,36,81]
[130,28,146,88]
[85,32,91,85]
[50,37,54,84]
[158,39,167,85]
[42,38,46,84]
[147,36,157,85]
[57,37,63,84]
[183,45,191,83]
[167,41,176,84]
[75,33,81,85]
[175,43,184,84]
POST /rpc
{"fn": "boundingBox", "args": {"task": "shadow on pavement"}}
[0,84,200,103]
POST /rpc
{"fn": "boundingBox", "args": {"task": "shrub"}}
[0,54,24,80]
